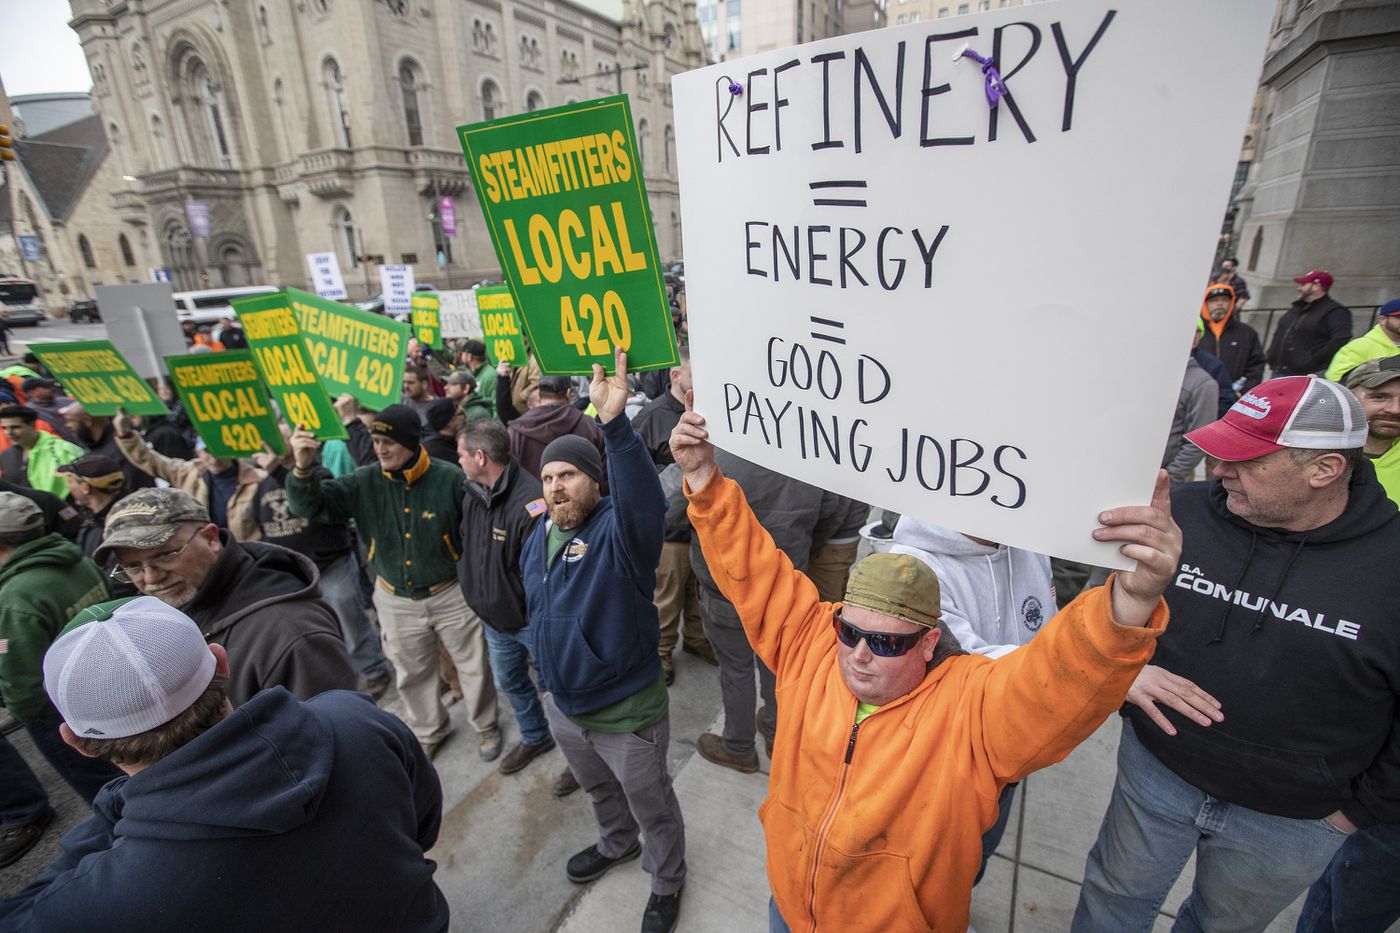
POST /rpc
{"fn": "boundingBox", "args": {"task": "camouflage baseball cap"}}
[843,552,942,629]
[94,488,211,564]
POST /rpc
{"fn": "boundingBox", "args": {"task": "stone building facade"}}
[1231,0,1400,310]
[0,85,152,313]
[67,0,705,297]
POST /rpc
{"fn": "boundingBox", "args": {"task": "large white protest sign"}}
[439,289,483,339]
[672,0,1273,568]
[306,252,348,300]
[380,264,415,317]
[93,284,187,381]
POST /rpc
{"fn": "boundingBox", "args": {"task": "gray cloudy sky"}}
[0,3,92,97]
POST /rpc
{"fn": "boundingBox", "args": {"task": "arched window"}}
[526,90,544,112]
[257,7,272,44]
[191,63,233,168]
[481,80,501,121]
[119,234,136,267]
[636,119,649,172]
[663,125,674,172]
[150,114,169,166]
[220,244,251,287]
[107,121,133,177]
[336,207,358,268]
[324,58,352,147]
[400,61,424,146]
[78,235,96,269]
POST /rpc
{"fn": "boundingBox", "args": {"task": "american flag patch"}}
[525,498,547,517]
[0,639,7,655]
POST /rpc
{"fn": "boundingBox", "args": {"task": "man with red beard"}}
[1345,355,1400,505]
[520,348,685,933]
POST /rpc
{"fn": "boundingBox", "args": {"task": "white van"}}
[172,285,278,324]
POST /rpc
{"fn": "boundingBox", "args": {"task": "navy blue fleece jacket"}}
[521,415,666,715]
[0,688,448,932]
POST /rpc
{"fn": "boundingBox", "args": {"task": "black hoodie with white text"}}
[1130,461,1400,828]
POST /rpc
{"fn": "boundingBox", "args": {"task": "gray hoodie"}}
[889,518,1055,658]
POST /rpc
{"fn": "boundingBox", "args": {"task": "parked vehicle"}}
[0,277,47,326]
[172,285,279,324]
[69,299,101,323]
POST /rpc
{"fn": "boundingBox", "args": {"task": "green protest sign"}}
[166,350,286,458]
[286,287,408,412]
[457,95,678,375]
[30,340,167,416]
[411,292,443,349]
[476,286,527,366]
[232,292,347,441]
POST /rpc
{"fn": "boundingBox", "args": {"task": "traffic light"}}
[0,124,14,161]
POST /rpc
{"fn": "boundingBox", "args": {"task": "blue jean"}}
[320,552,387,679]
[769,896,791,933]
[1073,719,1347,933]
[482,624,550,746]
[0,732,50,828]
[24,705,122,804]
[977,782,1018,884]
[1297,822,1400,933]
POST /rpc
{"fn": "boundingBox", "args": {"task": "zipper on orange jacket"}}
[806,717,861,931]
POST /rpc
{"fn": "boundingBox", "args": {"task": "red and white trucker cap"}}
[1186,376,1367,461]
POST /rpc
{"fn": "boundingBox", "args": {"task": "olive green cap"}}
[842,552,941,628]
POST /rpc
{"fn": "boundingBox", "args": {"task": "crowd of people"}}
[0,266,1395,933]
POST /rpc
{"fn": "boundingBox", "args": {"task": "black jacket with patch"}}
[1132,464,1400,828]
[457,459,544,634]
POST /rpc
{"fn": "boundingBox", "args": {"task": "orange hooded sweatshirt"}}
[687,470,1167,932]
[1201,283,1237,342]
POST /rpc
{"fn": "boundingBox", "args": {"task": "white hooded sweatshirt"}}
[889,517,1056,658]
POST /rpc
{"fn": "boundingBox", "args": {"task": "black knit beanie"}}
[540,435,604,485]
[370,404,423,452]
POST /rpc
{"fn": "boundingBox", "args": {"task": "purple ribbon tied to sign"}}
[954,43,1006,108]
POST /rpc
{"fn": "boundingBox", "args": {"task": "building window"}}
[257,6,272,44]
[663,125,674,172]
[979,0,989,9]
[78,235,96,269]
[910,11,920,20]
[481,80,501,121]
[400,60,424,146]
[336,207,358,268]
[938,7,949,16]
[958,2,968,12]
[324,58,352,147]
[527,90,544,112]
[272,80,291,160]
[119,234,136,267]
[637,119,649,172]
[220,244,251,287]
[194,65,233,168]
[727,20,741,51]
[164,221,196,291]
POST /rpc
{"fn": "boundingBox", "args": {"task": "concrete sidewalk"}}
[555,713,1310,933]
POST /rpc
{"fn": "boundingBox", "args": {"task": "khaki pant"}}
[373,585,498,744]
[807,539,860,604]
[653,540,709,663]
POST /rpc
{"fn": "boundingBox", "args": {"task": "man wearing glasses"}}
[95,487,356,705]
[670,398,1181,933]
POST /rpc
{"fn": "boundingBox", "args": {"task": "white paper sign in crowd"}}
[672,0,1274,568]
[306,252,348,301]
[379,264,415,317]
[439,289,483,339]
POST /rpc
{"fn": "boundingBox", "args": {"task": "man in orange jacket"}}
[669,397,1181,933]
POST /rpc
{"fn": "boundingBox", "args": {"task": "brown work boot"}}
[499,735,555,774]
[553,767,581,797]
[696,732,759,773]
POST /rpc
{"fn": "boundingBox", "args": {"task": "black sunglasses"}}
[832,609,927,658]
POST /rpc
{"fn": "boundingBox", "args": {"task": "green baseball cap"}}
[842,552,941,628]
[94,488,211,564]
